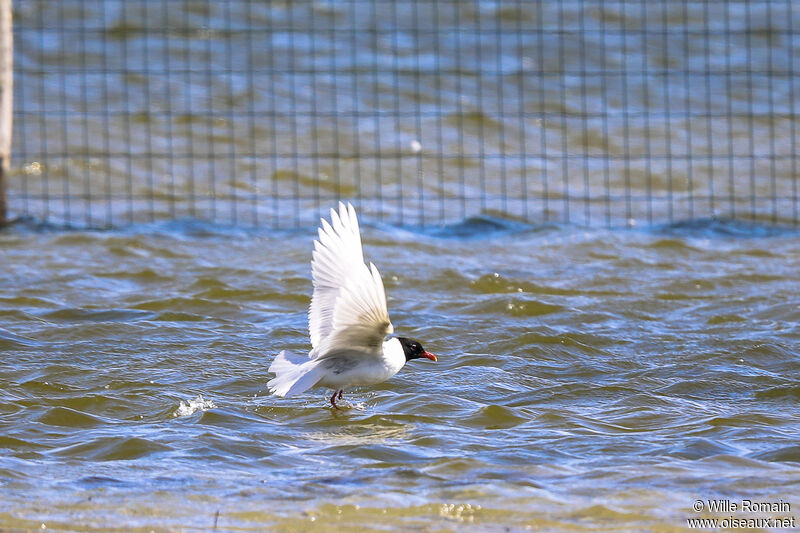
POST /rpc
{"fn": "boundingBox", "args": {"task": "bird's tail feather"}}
[268,349,308,375]
[268,350,324,397]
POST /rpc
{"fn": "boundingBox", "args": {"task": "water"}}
[2,216,800,531]
[10,1,800,227]
[5,1,800,528]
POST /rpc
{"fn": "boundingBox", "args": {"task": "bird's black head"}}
[398,337,437,362]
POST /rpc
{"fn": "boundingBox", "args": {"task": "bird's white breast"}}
[380,337,407,377]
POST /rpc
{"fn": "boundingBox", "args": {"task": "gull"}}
[268,202,436,408]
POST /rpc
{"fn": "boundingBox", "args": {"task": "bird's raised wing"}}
[308,202,393,359]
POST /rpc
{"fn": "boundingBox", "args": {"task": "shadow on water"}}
[380,214,555,240]
[3,213,798,242]
[2,212,554,240]
[389,214,800,241]
[655,217,800,239]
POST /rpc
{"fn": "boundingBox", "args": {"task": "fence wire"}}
[8,0,800,228]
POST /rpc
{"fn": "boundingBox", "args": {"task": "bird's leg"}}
[330,390,340,409]
[338,389,343,400]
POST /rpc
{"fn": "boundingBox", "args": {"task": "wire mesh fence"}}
[7,0,800,228]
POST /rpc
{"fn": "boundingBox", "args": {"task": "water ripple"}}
[2,221,800,529]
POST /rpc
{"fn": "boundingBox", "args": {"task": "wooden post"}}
[0,0,11,223]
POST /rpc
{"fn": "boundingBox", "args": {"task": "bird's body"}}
[268,203,435,407]
[317,337,407,390]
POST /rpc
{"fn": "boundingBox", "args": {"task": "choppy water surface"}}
[2,217,800,531]
[12,1,800,227]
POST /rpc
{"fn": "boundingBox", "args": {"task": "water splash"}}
[173,395,216,418]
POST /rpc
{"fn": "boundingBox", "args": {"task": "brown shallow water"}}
[1,216,800,531]
[10,0,800,228]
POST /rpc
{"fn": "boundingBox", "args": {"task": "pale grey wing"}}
[312,261,393,360]
[308,202,392,358]
[309,202,365,349]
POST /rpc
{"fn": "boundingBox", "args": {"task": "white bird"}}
[268,202,437,408]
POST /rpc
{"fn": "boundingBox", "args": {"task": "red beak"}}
[421,351,437,362]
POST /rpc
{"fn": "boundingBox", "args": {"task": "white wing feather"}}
[308,203,393,359]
